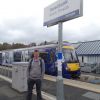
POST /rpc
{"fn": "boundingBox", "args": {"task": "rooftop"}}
[73,40,100,55]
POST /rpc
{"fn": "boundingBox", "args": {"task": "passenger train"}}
[0,43,80,79]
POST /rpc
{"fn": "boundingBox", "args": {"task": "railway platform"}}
[0,66,100,100]
[0,76,100,100]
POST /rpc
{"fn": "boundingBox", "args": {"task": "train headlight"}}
[66,67,70,71]
[78,67,80,70]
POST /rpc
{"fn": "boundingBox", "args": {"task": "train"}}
[0,43,80,79]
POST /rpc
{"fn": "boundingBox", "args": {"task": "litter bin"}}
[12,62,28,92]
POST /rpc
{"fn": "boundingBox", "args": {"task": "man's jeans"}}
[26,79,42,100]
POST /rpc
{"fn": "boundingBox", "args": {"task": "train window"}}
[13,52,22,62]
[0,53,2,65]
[28,51,34,59]
[39,52,48,63]
[50,51,56,63]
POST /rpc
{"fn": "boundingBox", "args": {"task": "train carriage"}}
[0,43,80,79]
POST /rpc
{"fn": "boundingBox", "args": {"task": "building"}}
[73,40,100,64]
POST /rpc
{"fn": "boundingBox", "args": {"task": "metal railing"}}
[0,66,12,79]
[81,63,100,74]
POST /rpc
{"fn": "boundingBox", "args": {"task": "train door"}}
[23,50,29,62]
[28,49,34,59]
[39,52,48,63]
[49,49,57,75]
[5,52,10,65]
[9,51,13,64]
[0,53,2,65]
[39,52,49,74]
[2,52,6,65]
[43,48,57,76]
[21,51,25,62]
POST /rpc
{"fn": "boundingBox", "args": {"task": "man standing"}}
[26,50,45,100]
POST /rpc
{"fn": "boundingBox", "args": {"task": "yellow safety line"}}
[44,75,100,93]
[0,75,12,83]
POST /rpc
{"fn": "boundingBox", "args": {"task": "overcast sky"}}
[0,0,100,44]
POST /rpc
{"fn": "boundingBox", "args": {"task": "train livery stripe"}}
[67,63,80,71]
[63,46,74,49]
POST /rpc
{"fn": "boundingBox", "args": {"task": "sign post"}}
[57,22,64,100]
[43,0,83,100]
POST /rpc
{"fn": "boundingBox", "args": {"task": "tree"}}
[12,43,27,49]
[0,43,3,51]
[28,42,36,47]
[2,42,11,50]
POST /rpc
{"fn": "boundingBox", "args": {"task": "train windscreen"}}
[63,49,79,63]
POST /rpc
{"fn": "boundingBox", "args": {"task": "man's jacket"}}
[27,58,45,80]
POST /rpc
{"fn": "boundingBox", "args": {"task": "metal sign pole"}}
[44,0,83,99]
[57,22,65,100]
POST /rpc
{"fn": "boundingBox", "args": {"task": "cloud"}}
[0,0,100,44]
[0,17,58,44]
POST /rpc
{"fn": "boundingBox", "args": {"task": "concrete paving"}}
[42,79,100,100]
[0,78,43,100]
[0,78,100,100]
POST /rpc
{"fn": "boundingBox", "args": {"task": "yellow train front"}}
[62,45,81,79]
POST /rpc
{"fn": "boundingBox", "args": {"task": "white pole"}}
[56,22,65,100]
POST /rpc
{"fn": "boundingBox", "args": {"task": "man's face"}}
[34,51,39,59]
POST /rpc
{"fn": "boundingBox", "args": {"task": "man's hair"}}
[34,49,39,52]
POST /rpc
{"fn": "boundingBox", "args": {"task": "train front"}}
[62,46,81,79]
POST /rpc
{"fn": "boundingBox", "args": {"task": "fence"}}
[0,66,12,79]
[81,63,100,74]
